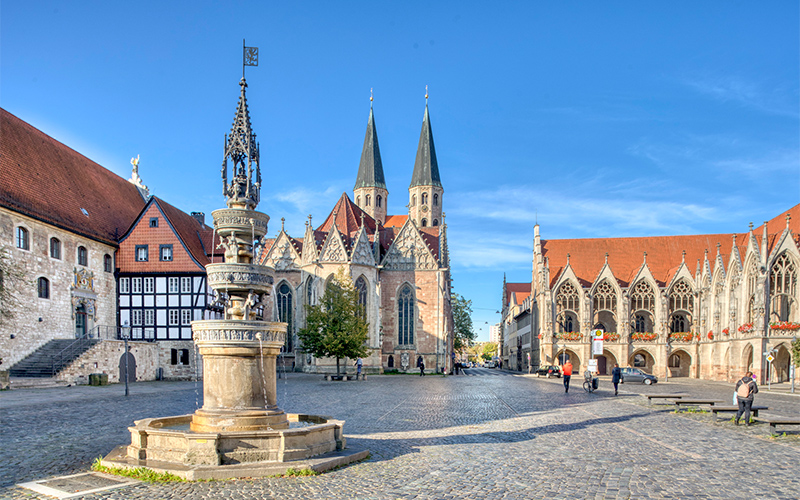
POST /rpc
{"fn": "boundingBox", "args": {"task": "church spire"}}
[354,106,386,190]
[410,102,442,188]
[354,93,388,225]
[221,78,261,210]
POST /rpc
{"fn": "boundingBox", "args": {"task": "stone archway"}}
[741,344,754,374]
[773,344,791,383]
[558,349,582,372]
[119,351,136,383]
[668,349,692,378]
[629,349,655,374]
[596,350,618,375]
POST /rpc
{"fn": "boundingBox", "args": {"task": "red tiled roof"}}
[505,282,531,307]
[0,108,146,245]
[317,193,376,235]
[157,197,211,267]
[384,215,408,228]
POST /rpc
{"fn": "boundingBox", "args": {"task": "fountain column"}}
[190,77,289,432]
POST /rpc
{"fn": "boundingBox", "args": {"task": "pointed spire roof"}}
[222,78,261,209]
[354,107,386,190]
[410,105,442,188]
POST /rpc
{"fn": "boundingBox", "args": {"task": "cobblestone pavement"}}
[3,369,799,499]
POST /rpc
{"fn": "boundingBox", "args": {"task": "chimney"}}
[191,212,205,226]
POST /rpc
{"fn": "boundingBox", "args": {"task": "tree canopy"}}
[452,293,476,352]
[297,268,369,375]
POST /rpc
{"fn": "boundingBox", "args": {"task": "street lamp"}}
[121,321,131,397]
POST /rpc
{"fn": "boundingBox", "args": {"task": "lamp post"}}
[792,335,797,394]
[121,321,131,397]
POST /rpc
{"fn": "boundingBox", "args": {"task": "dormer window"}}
[149,217,158,228]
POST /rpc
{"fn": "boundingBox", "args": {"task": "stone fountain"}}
[102,78,367,480]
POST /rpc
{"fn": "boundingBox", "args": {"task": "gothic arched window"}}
[631,280,655,313]
[77,246,88,266]
[770,253,797,322]
[593,280,617,312]
[38,277,49,299]
[16,227,29,250]
[669,279,693,332]
[50,238,61,259]
[432,219,439,226]
[556,282,580,333]
[306,277,314,305]
[366,195,371,207]
[398,285,415,345]
[433,193,438,206]
[104,254,113,273]
[411,195,416,207]
[277,282,293,353]
[376,195,382,208]
[355,276,368,319]
[421,219,427,227]
[422,192,428,205]
[356,196,360,205]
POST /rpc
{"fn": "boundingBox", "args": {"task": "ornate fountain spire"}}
[221,78,262,210]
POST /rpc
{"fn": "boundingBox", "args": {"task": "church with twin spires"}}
[259,99,454,375]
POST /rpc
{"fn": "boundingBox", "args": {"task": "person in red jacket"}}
[561,360,573,393]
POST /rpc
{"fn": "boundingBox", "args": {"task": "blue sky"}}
[2,2,798,341]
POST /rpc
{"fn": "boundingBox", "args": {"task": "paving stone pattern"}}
[3,370,799,499]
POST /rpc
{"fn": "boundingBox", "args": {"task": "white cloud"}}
[681,74,799,118]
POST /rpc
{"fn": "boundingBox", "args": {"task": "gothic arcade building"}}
[260,104,454,375]
[509,207,800,384]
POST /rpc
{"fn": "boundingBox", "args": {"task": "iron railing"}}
[50,325,121,376]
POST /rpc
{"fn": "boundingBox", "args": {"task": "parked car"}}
[620,367,658,385]
[535,365,561,378]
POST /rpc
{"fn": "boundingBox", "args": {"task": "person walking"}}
[562,360,573,393]
[354,357,363,380]
[734,371,758,426]
[611,363,621,395]
[419,358,425,376]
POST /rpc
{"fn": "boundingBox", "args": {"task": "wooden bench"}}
[645,394,689,403]
[707,405,768,419]
[674,399,723,408]
[762,418,800,433]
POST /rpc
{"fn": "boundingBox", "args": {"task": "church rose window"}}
[50,238,61,259]
[398,285,415,345]
[277,282,293,352]
[16,227,29,250]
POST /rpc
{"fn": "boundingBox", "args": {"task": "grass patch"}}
[285,467,319,477]
[92,457,187,483]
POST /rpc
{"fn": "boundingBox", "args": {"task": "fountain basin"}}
[126,414,345,466]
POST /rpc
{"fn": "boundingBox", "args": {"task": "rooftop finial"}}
[566,253,570,265]
[643,251,647,263]
[425,84,428,103]
[370,87,373,108]
[281,217,285,232]
[242,39,258,79]
[733,233,737,245]
[716,242,721,255]
[682,250,686,262]
[787,213,792,228]
[605,252,609,264]
[749,222,754,231]
[360,212,365,228]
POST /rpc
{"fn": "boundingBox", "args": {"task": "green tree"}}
[297,268,369,376]
[481,342,498,362]
[452,293,476,352]
[792,337,800,368]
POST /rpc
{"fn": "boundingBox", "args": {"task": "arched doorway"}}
[668,349,692,377]
[596,350,618,375]
[629,349,655,373]
[75,305,87,338]
[741,344,754,374]
[773,344,791,383]
[557,349,582,372]
[119,350,136,383]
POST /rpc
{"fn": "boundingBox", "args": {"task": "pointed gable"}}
[354,107,386,190]
[350,226,376,266]
[319,225,348,263]
[381,219,438,270]
[264,231,302,271]
[409,105,442,188]
[118,197,208,273]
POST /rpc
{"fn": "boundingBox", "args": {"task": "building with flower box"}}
[509,205,799,384]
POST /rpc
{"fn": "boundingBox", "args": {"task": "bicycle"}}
[583,372,598,393]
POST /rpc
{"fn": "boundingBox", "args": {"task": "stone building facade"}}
[521,206,799,385]
[259,103,454,375]
[0,108,210,382]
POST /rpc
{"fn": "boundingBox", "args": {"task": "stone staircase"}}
[9,339,100,378]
